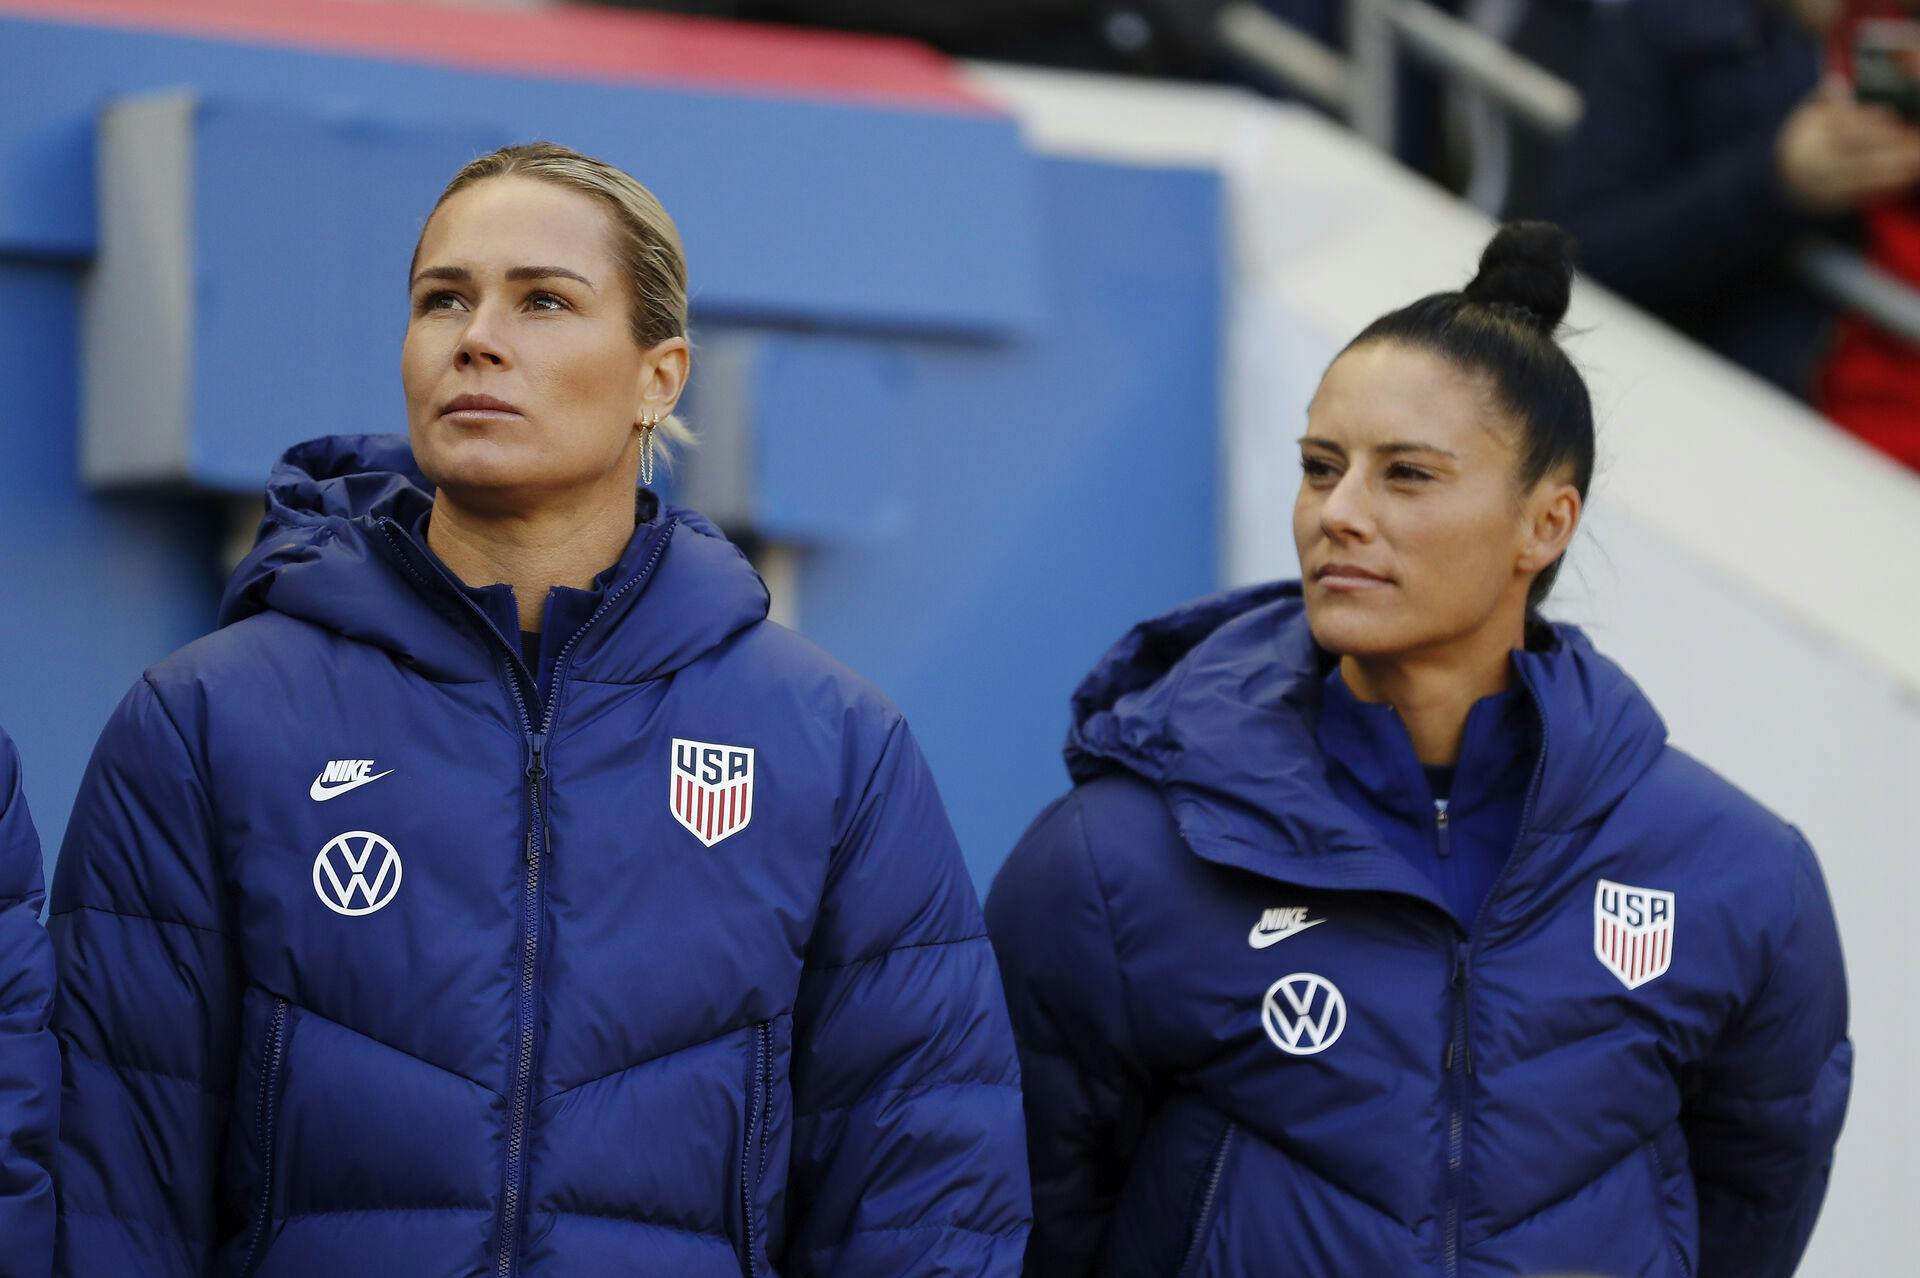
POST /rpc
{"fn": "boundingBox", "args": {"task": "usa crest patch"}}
[1594,879,1675,990]
[670,738,755,848]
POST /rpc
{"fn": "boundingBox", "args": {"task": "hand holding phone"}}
[1778,73,1920,211]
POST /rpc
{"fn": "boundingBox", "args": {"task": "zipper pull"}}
[1434,799,1452,857]
[526,732,549,782]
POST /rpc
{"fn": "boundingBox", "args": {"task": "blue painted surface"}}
[0,17,1046,334]
[0,262,224,876]
[0,14,1222,893]
[734,159,1222,880]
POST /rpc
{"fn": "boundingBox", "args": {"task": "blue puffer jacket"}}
[0,729,56,1278]
[50,435,1029,1277]
[986,583,1850,1278]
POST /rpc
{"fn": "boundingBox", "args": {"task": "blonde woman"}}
[50,143,1029,1278]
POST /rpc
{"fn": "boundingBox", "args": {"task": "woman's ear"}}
[1517,479,1582,577]
[636,336,690,422]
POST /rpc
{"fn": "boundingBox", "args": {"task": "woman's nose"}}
[1319,471,1374,541]
[455,306,509,369]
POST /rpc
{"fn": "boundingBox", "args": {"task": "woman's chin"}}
[416,433,547,492]
[1304,605,1414,660]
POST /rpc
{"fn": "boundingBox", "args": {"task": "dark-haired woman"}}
[987,223,1851,1278]
[49,143,1028,1277]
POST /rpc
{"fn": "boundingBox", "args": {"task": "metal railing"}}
[1214,0,1920,347]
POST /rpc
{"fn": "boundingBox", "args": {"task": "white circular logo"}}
[312,830,403,917]
[1261,972,1346,1056]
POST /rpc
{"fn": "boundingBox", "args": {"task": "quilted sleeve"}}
[784,714,1030,1277]
[49,678,238,1277]
[983,788,1150,1278]
[1685,832,1851,1278]
[0,734,56,1278]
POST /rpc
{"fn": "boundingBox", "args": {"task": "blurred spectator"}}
[1559,0,1920,470]
[1819,3,1920,467]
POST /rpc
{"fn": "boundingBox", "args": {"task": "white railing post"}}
[1347,0,1399,150]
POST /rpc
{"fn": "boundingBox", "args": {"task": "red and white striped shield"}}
[670,738,755,848]
[1594,879,1675,991]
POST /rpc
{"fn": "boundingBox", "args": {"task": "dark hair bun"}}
[1462,220,1576,333]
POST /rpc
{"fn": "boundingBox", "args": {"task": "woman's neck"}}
[1339,620,1523,766]
[427,484,638,632]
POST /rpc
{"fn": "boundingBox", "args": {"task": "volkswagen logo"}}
[313,830,403,917]
[1261,972,1346,1056]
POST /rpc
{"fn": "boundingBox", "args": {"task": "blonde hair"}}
[418,142,695,464]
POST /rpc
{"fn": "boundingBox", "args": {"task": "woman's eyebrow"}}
[506,265,596,290]
[1377,441,1460,459]
[410,264,596,290]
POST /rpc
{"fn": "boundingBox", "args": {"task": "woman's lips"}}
[441,393,523,419]
[1316,564,1392,591]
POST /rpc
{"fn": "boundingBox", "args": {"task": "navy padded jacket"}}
[987,583,1850,1278]
[0,729,56,1278]
[49,435,1029,1277]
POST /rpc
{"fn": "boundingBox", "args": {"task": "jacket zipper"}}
[1439,672,1552,1278]
[239,997,290,1277]
[376,518,676,1277]
[497,728,546,1278]
[740,1022,772,1277]
[1433,801,1451,857]
[1175,1123,1236,1278]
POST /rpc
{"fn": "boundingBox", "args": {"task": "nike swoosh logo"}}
[309,770,394,801]
[1249,917,1325,949]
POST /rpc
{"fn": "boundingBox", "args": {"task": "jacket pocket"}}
[1644,1129,1694,1278]
[238,996,290,1278]
[739,1019,773,1278]
[1174,1121,1237,1278]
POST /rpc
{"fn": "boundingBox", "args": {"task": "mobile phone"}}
[1855,18,1920,122]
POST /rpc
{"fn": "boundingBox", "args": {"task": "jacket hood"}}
[1067,583,1669,892]
[218,434,769,684]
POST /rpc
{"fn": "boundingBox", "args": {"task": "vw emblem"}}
[1261,972,1346,1056]
[313,830,403,917]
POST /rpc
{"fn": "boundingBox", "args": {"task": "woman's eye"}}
[527,292,567,312]
[1301,457,1338,482]
[417,291,463,313]
[1387,463,1434,483]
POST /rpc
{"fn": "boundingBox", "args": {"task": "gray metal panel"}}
[82,91,196,488]
[672,333,758,535]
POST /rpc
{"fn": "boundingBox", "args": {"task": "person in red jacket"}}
[1820,1,1920,467]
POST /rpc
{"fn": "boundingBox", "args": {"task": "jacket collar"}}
[218,434,768,687]
[1315,664,1535,823]
[1066,584,1668,907]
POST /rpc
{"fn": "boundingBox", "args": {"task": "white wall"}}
[972,64,1920,1275]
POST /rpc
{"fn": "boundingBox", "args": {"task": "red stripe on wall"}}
[0,0,994,113]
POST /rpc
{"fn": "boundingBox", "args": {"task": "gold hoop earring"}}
[639,413,657,487]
